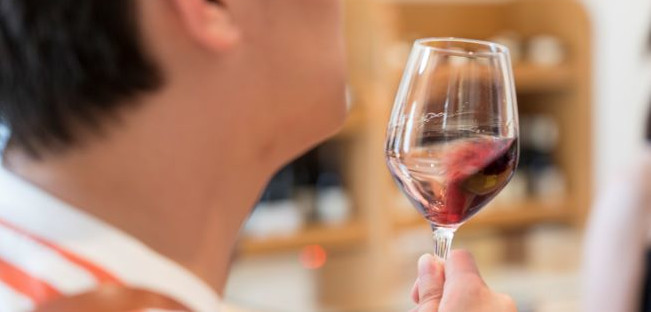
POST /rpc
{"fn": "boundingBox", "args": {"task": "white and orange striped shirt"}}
[0,164,221,311]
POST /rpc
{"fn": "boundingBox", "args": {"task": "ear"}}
[169,0,240,52]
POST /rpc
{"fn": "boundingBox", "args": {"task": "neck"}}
[2,96,274,295]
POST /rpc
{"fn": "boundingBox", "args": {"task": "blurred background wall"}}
[586,0,651,189]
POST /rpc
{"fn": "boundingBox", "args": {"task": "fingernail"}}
[418,254,437,277]
[411,278,420,304]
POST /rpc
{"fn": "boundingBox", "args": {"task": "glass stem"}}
[432,226,456,261]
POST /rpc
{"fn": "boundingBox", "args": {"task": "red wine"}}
[387,135,517,227]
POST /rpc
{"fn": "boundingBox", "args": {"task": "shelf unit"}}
[372,0,592,235]
[237,0,591,257]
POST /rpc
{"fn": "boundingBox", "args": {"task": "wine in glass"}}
[385,38,519,260]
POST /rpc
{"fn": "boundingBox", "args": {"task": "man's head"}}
[0,0,162,154]
[0,0,347,170]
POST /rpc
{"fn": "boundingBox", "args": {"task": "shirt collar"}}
[0,164,221,311]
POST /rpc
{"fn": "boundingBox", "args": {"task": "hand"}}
[410,250,516,312]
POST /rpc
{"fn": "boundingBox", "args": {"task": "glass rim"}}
[414,37,510,57]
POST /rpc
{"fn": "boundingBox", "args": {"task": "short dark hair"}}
[0,0,162,155]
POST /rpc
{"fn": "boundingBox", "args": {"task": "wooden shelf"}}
[513,63,575,93]
[390,63,574,94]
[239,221,367,255]
[394,199,574,232]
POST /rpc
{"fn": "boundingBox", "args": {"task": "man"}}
[0,0,515,311]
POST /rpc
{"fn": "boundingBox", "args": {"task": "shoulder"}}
[32,285,191,312]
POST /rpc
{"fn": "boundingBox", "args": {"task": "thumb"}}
[416,254,445,312]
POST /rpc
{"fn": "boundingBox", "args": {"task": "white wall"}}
[583,0,651,190]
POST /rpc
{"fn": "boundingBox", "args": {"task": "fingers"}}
[416,254,445,312]
[411,250,517,312]
[445,250,484,285]
[497,293,518,311]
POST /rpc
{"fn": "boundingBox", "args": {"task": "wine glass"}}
[385,38,519,260]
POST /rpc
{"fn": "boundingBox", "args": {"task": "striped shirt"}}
[0,165,221,311]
